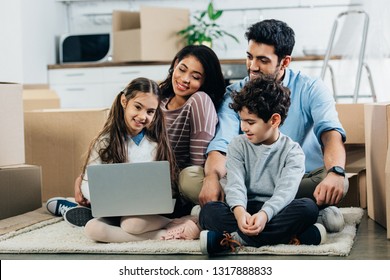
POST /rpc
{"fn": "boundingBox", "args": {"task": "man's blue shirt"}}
[207,68,346,173]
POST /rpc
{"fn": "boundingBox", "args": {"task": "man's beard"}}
[247,67,280,81]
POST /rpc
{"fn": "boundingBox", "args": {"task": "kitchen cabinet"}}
[48,63,170,108]
[103,65,169,84]
[48,67,106,108]
[102,65,170,106]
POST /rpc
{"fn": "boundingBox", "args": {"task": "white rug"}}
[0,207,364,256]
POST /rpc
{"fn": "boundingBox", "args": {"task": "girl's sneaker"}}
[64,206,93,227]
[190,205,201,218]
[46,197,77,216]
[162,219,201,240]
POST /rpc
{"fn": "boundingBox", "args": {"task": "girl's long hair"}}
[81,77,178,192]
[159,45,226,109]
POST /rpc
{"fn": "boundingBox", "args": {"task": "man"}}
[199,19,347,233]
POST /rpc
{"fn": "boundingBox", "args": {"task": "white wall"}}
[21,0,66,84]
[0,0,66,84]
[0,0,23,83]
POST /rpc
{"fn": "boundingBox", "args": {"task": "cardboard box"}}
[386,148,390,238]
[0,164,42,220]
[364,102,390,234]
[0,82,25,167]
[24,108,109,201]
[339,171,366,208]
[23,84,50,90]
[23,85,60,111]
[112,6,189,62]
[343,144,366,208]
[336,103,365,144]
[336,103,367,207]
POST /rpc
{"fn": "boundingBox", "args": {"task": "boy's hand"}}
[246,211,268,236]
[233,207,268,236]
[233,206,251,233]
[239,211,267,236]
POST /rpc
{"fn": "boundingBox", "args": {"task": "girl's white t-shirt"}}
[81,135,157,200]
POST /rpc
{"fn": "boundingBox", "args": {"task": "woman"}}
[159,45,226,205]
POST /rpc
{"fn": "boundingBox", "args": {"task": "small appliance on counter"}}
[58,33,111,64]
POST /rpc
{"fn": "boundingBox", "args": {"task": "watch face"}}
[334,166,344,173]
[329,166,345,177]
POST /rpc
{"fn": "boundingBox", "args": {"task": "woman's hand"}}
[74,174,90,206]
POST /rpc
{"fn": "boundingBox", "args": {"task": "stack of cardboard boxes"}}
[338,102,390,239]
[0,83,42,220]
[1,82,111,221]
[22,85,110,202]
[23,84,60,111]
[24,107,110,201]
[336,103,367,208]
[364,103,390,239]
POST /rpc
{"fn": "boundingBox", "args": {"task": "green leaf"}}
[211,10,223,21]
[207,2,223,21]
[207,2,214,19]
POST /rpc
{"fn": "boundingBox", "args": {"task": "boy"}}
[199,76,326,255]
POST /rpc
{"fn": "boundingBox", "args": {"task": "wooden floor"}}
[1,211,389,260]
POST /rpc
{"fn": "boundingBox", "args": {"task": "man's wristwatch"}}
[327,166,345,177]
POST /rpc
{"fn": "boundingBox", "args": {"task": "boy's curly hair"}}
[229,75,291,125]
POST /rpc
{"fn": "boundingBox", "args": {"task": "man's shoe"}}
[64,206,93,227]
[200,230,242,255]
[46,197,77,217]
[317,206,345,233]
[296,223,327,245]
[162,219,201,240]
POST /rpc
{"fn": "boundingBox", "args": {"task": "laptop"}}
[87,161,174,218]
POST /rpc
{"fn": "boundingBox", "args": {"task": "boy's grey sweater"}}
[225,133,305,221]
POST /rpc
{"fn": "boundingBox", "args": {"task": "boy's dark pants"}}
[199,198,318,247]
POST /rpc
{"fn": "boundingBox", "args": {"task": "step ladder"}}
[320,10,376,103]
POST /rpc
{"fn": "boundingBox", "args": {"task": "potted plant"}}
[177,1,239,48]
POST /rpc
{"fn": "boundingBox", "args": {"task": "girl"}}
[159,45,226,205]
[79,78,200,243]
